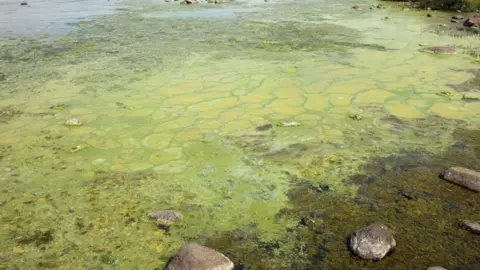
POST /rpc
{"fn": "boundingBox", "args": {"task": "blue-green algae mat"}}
[1,0,479,269]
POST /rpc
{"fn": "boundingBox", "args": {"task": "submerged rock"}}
[147,210,182,226]
[65,117,82,127]
[459,220,480,234]
[166,243,234,270]
[255,124,273,131]
[442,167,480,192]
[419,46,456,55]
[463,17,480,27]
[348,224,396,260]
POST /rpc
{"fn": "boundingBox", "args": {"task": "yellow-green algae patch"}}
[142,133,173,149]
[385,104,425,119]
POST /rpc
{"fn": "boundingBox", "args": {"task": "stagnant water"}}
[1,0,480,269]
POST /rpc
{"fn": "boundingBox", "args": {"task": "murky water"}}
[1,0,479,269]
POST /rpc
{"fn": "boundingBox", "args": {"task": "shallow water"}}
[1,0,480,269]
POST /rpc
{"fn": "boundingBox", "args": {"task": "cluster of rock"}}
[448,16,480,28]
[344,166,479,267]
[149,166,479,268]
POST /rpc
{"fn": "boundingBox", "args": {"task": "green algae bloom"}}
[1,0,480,269]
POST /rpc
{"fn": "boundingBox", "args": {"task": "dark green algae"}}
[201,128,480,269]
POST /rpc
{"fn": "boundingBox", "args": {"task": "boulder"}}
[147,210,182,226]
[463,17,480,27]
[442,167,480,192]
[166,244,234,270]
[459,220,480,234]
[349,224,396,260]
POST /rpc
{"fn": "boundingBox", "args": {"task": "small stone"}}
[451,19,459,23]
[352,5,360,10]
[185,0,197,3]
[427,14,432,17]
[427,267,447,270]
[147,210,182,226]
[349,224,396,260]
[376,4,385,9]
[459,220,480,234]
[215,0,225,3]
[442,167,480,192]
[452,16,464,20]
[166,244,234,270]
[65,117,82,126]
[20,2,28,6]
[349,113,362,120]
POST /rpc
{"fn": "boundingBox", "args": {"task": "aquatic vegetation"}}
[1,0,480,268]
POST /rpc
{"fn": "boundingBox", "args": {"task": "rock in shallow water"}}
[65,117,82,126]
[442,167,480,192]
[463,17,480,27]
[166,243,234,270]
[459,220,480,234]
[147,210,182,226]
[348,224,396,260]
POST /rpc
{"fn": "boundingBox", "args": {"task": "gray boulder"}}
[459,220,480,234]
[442,167,480,192]
[349,224,396,260]
[166,243,234,270]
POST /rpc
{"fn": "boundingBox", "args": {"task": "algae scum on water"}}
[1,0,480,269]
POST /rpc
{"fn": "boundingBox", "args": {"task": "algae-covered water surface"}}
[1,0,480,269]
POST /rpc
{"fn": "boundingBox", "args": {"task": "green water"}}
[1,0,480,269]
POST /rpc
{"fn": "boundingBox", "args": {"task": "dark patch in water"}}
[202,128,480,269]
[0,106,23,124]
[255,124,272,131]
